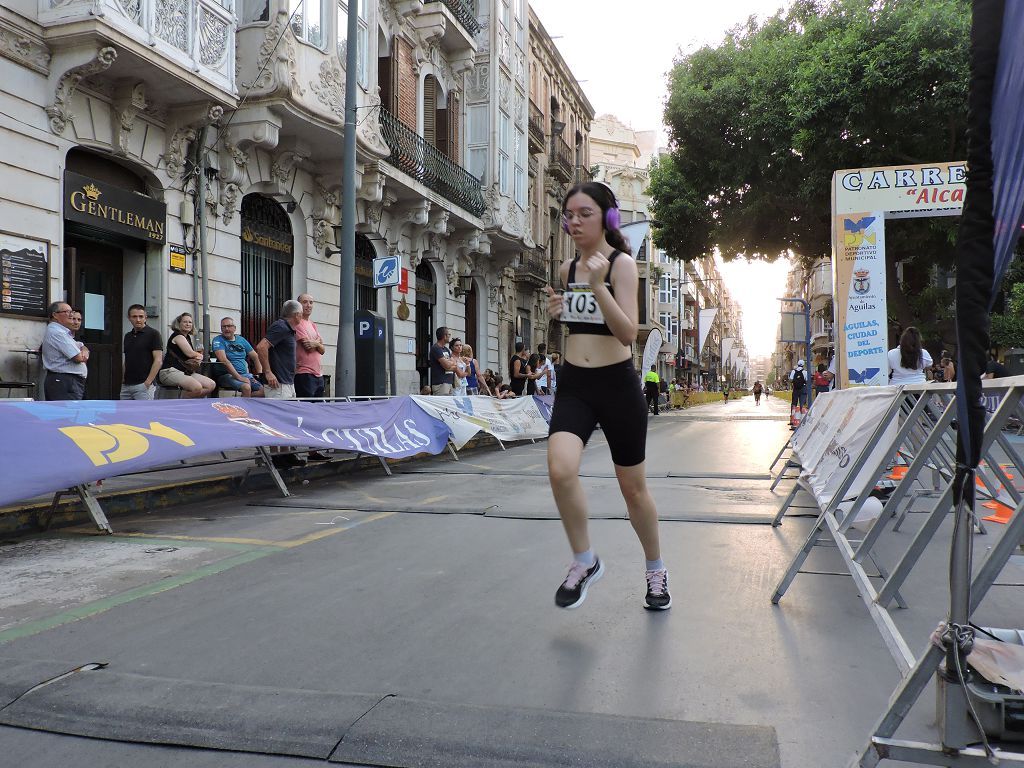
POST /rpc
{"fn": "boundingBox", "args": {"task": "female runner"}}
[544,182,670,611]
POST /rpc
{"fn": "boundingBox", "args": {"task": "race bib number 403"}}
[561,283,604,324]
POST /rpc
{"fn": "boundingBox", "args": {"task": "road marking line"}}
[419,495,448,504]
[0,513,396,644]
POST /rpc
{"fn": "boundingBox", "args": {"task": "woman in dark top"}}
[157,312,215,397]
[543,181,670,611]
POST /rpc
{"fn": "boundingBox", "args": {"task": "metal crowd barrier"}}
[762,376,1024,765]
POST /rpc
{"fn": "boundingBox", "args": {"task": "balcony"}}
[549,137,574,183]
[38,0,236,100]
[573,165,594,185]
[528,101,545,155]
[512,251,548,288]
[422,0,481,53]
[379,107,485,217]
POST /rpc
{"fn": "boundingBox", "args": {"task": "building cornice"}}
[527,7,594,120]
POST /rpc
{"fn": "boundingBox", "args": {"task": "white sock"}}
[646,558,665,572]
[574,549,596,567]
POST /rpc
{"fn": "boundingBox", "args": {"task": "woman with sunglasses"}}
[543,182,671,611]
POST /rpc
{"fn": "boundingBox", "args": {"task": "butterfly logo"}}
[844,216,877,247]
[848,367,881,384]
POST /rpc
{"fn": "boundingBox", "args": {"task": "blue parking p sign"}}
[373,256,400,288]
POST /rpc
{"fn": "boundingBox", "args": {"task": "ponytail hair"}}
[562,182,632,255]
[899,326,923,370]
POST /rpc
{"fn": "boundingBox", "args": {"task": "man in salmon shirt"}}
[295,293,330,461]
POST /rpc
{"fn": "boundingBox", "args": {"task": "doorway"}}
[415,261,435,390]
[464,279,478,356]
[64,237,124,400]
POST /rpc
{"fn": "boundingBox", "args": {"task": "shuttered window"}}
[423,76,437,146]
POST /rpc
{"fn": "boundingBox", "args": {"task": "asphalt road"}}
[3,392,1018,767]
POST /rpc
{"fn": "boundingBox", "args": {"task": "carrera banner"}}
[411,395,551,449]
[0,397,452,507]
[833,210,889,388]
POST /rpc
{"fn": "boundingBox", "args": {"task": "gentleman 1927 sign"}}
[64,171,167,245]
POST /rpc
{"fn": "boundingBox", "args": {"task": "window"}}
[468,104,488,182]
[499,110,510,195]
[659,312,674,344]
[514,125,525,205]
[291,0,324,47]
[240,0,269,24]
[658,274,672,304]
[338,0,368,87]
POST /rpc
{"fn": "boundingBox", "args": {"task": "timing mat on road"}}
[0,660,780,768]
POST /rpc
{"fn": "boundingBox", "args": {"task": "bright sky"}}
[529,1,794,357]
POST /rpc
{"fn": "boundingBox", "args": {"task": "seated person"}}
[497,383,516,399]
[210,317,264,397]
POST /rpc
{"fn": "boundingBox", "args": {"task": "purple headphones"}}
[562,186,621,233]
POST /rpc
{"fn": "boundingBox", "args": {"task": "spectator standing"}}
[69,309,83,339]
[536,343,554,395]
[211,317,263,397]
[462,344,489,395]
[509,342,532,396]
[428,326,456,394]
[257,300,304,468]
[158,313,215,397]
[257,300,303,399]
[451,338,469,396]
[121,304,163,400]
[294,293,325,398]
[549,351,561,395]
[526,349,545,395]
[887,326,932,386]
[41,301,88,401]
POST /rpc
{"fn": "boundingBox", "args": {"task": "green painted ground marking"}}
[0,546,276,645]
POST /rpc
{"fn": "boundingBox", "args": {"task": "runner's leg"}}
[548,432,589,553]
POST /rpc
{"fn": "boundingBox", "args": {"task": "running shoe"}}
[644,568,672,610]
[555,557,604,609]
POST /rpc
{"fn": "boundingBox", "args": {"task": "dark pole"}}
[334,0,359,396]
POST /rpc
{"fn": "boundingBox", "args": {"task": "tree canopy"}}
[650,0,970,280]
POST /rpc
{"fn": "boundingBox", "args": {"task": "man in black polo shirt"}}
[121,304,163,400]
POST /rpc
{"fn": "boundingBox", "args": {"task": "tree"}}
[650,0,970,332]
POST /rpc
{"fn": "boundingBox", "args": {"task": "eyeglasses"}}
[54,309,72,315]
[561,208,597,226]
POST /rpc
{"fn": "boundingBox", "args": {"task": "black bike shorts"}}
[548,359,647,467]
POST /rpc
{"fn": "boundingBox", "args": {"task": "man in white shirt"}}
[536,343,554,395]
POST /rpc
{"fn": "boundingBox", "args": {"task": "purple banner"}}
[0,397,452,507]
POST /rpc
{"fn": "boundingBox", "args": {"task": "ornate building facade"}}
[524,6,593,359]
[0,0,534,396]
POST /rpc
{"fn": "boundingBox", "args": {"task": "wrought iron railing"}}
[513,251,547,284]
[379,107,486,217]
[550,137,574,180]
[425,0,482,36]
[528,101,545,148]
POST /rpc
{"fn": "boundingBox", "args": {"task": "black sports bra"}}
[563,250,621,336]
